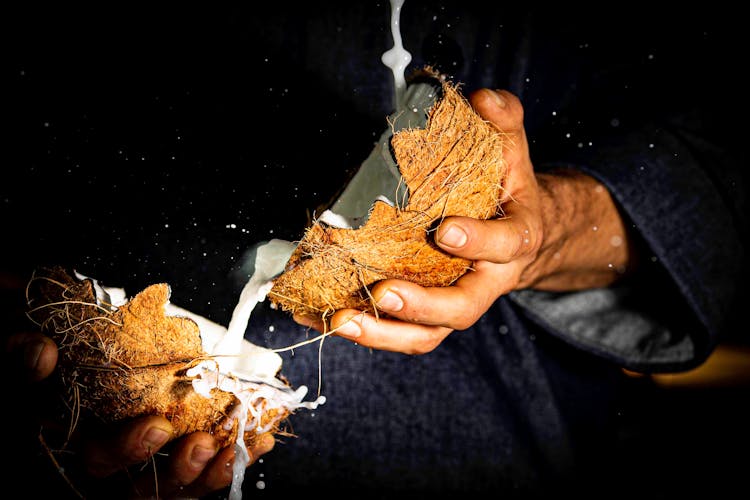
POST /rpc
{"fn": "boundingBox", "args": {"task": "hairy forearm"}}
[520,169,638,291]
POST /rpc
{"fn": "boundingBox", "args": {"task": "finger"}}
[293,313,327,334]
[372,266,509,329]
[84,415,174,478]
[248,432,276,460]
[177,445,234,498]
[150,432,219,497]
[182,432,275,498]
[435,205,541,263]
[330,309,453,355]
[186,445,240,498]
[469,89,524,134]
[469,89,534,198]
[363,261,522,331]
[5,332,58,382]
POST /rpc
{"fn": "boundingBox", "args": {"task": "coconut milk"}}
[381,0,412,110]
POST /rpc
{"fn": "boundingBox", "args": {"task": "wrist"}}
[526,169,635,291]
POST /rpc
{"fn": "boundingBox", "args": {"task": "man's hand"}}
[295,89,635,354]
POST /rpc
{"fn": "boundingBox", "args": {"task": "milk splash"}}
[381,0,412,110]
[185,239,325,500]
[83,239,326,500]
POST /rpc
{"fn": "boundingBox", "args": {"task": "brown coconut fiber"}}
[269,76,508,321]
[25,266,291,453]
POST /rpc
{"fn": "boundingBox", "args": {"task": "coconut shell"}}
[25,266,287,450]
[269,78,507,320]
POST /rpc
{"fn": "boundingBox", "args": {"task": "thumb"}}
[4,332,58,382]
[469,89,524,135]
[436,207,540,264]
[84,415,174,477]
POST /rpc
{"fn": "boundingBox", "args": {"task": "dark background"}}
[3,3,749,499]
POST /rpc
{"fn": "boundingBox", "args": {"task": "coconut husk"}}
[268,75,507,321]
[25,266,288,451]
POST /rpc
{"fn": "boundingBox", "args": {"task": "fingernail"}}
[438,224,467,248]
[376,290,403,312]
[488,89,506,108]
[24,341,44,372]
[336,318,361,338]
[143,427,170,450]
[190,445,216,468]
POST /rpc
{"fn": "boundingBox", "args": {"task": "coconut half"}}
[26,242,324,500]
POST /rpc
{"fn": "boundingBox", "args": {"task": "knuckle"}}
[450,296,481,331]
[408,338,439,356]
[452,316,476,331]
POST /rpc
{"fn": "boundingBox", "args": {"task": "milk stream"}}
[186,239,325,500]
[84,239,325,500]
[381,0,412,110]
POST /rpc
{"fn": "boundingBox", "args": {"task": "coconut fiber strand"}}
[269,78,507,321]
